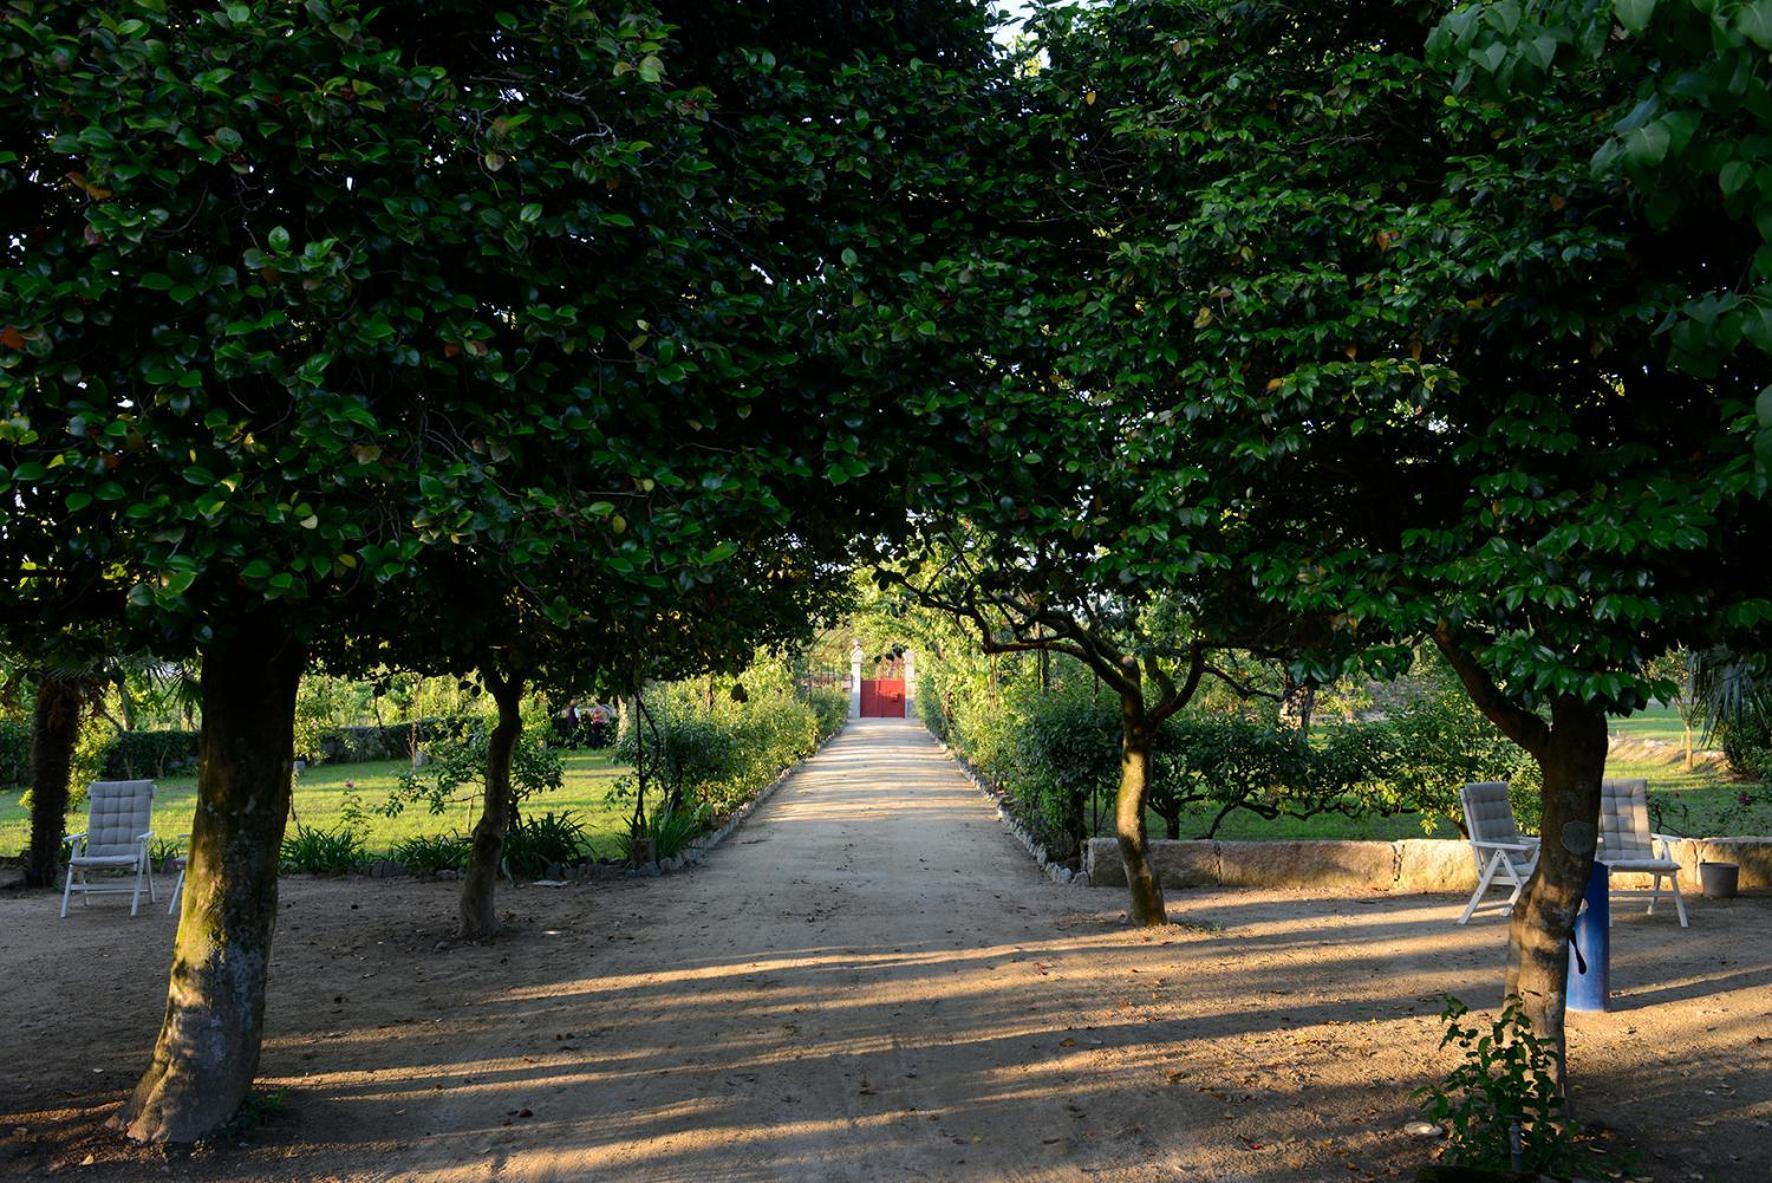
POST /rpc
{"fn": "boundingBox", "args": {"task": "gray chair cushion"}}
[1461,781,1536,872]
[1598,778,1657,860]
[81,780,154,859]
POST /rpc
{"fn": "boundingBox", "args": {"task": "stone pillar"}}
[849,641,863,719]
[902,649,916,718]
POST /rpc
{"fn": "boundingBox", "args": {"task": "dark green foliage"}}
[100,729,199,780]
[279,825,365,875]
[1158,718,1398,839]
[390,833,468,875]
[618,715,736,810]
[916,676,948,744]
[1382,656,1540,833]
[1003,684,1120,853]
[383,717,563,819]
[306,717,471,765]
[1416,997,1578,1174]
[615,669,845,818]
[1717,715,1772,779]
[500,810,589,878]
[0,719,28,788]
[806,690,849,743]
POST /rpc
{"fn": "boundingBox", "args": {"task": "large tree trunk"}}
[23,674,86,888]
[1116,695,1167,926]
[1504,697,1609,1091]
[116,619,305,1143]
[459,671,523,941]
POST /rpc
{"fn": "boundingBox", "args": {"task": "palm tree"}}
[1686,647,1771,774]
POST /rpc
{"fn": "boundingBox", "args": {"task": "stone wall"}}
[1084,836,1772,894]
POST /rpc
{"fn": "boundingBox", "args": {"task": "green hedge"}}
[615,679,848,818]
[0,720,29,789]
[101,729,200,779]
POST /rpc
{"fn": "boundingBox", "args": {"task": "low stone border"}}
[938,740,1093,890]
[1084,835,1772,894]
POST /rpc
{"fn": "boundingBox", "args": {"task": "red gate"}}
[859,679,905,718]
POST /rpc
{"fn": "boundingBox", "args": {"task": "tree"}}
[887,529,1319,926]
[1642,648,1703,769]
[21,667,95,887]
[3,0,1003,1139]
[1021,0,1772,1082]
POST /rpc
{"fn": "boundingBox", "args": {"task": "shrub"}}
[916,674,948,742]
[616,804,707,864]
[1717,714,1772,779]
[1416,996,1580,1174]
[501,810,589,877]
[391,833,468,874]
[280,825,366,874]
[617,714,737,809]
[1003,684,1119,854]
[1379,649,1543,834]
[807,689,849,742]
[382,716,563,819]
[614,673,835,816]
[101,729,200,779]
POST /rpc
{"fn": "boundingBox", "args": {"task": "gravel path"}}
[4,716,1768,1181]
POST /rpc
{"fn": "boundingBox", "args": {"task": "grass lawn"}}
[0,749,634,863]
[1607,703,1704,749]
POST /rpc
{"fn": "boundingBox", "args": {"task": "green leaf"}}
[1614,0,1656,35]
[1622,121,1671,168]
[1738,0,1772,48]
[267,225,291,251]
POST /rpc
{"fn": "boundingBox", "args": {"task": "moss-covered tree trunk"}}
[1505,697,1609,1091]
[1116,694,1167,926]
[23,674,85,888]
[116,620,304,1143]
[459,670,523,941]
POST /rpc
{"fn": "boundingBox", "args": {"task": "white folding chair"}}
[61,779,156,917]
[1457,781,1540,925]
[1598,777,1688,927]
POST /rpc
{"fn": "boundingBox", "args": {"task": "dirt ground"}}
[2,718,1768,1182]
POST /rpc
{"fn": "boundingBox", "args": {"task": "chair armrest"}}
[65,831,87,852]
[1472,840,1538,853]
[1652,833,1682,858]
[137,831,154,843]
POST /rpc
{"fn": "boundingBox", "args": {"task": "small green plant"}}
[1415,996,1577,1174]
[616,804,706,865]
[151,836,184,867]
[207,1087,288,1143]
[390,832,468,874]
[500,810,588,878]
[279,824,365,874]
